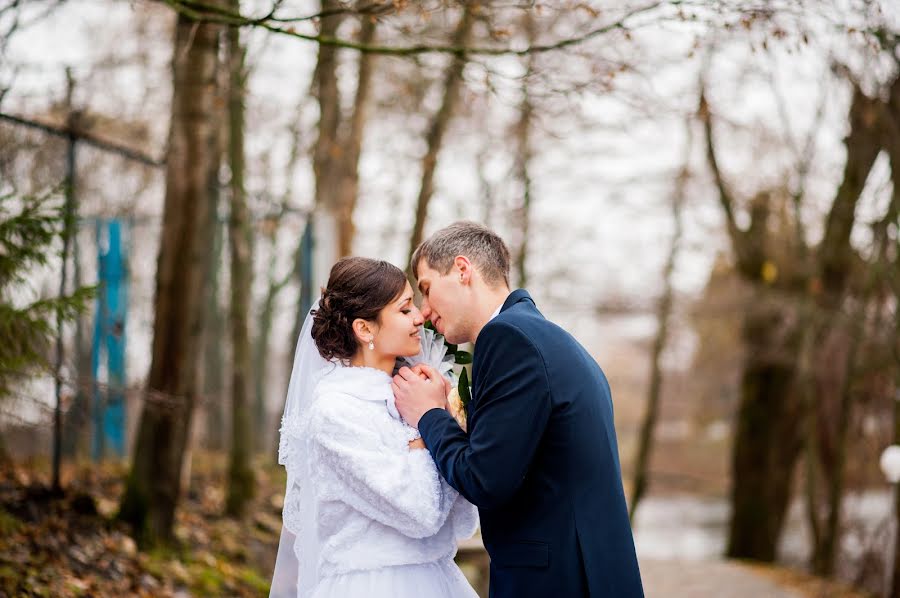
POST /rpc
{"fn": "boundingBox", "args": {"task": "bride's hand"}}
[411,364,451,397]
[408,438,426,450]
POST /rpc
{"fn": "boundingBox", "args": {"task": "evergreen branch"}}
[0,189,95,401]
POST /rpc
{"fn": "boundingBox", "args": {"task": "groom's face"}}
[416,260,471,345]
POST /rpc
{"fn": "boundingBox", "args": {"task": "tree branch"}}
[817,84,883,298]
[174,0,395,25]
[158,0,666,57]
[698,88,746,257]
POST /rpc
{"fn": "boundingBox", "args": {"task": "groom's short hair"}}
[412,221,511,287]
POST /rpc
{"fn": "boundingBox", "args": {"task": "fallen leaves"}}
[0,455,285,597]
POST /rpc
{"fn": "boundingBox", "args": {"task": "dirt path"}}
[641,559,805,597]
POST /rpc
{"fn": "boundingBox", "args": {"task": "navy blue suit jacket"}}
[419,289,643,598]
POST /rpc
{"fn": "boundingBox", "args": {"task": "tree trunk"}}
[812,301,861,575]
[889,283,900,598]
[513,12,535,288]
[892,267,900,598]
[202,52,227,452]
[807,83,888,574]
[118,9,223,547]
[630,124,690,522]
[880,79,900,598]
[726,302,804,560]
[817,87,884,300]
[262,80,313,453]
[405,6,475,272]
[225,9,255,517]
[286,0,372,368]
[253,246,291,453]
[477,145,494,228]
[311,0,344,256]
[285,0,342,360]
[798,313,823,568]
[333,13,376,257]
[891,306,900,598]
[282,80,317,407]
[64,226,93,459]
[202,194,226,451]
[53,75,78,491]
[812,222,895,576]
[186,20,228,490]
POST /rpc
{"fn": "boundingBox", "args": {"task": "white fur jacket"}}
[302,365,478,577]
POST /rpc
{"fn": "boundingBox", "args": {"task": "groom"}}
[393,222,644,598]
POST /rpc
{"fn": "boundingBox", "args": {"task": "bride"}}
[269,257,479,598]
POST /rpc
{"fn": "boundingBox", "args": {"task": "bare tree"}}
[202,189,226,451]
[630,119,691,521]
[310,0,343,256]
[253,218,292,453]
[405,5,475,272]
[513,10,536,288]
[255,102,311,453]
[702,74,894,562]
[225,0,255,516]
[118,6,224,547]
[805,75,900,576]
[285,0,379,376]
[885,59,900,598]
[332,11,376,257]
[201,44,228,453]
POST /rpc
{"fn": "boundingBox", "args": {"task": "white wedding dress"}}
[270,304,479,598]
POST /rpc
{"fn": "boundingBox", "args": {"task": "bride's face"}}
[370,282,425,357]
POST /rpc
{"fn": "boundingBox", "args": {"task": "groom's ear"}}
[454,256,472,284]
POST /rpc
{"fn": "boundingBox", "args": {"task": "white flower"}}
[446,387,467,432]
[879,445,900,484]
[396,326,455,379]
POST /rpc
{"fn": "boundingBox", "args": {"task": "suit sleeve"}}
[419,321,551,510]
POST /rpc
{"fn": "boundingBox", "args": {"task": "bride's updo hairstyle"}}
[311,257,407,361]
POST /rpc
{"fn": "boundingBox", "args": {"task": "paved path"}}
[459,539,807,596]
[641,559,804,598]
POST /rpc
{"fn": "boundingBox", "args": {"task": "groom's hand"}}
[392,365,447,429]
[411,364,452,398]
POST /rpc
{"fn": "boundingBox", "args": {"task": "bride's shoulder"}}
[307,366,393,428]
[308,386,358,421]
[308,385,377,424]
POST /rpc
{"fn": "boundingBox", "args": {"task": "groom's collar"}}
[499,289,533,314]
[488,300,505,322]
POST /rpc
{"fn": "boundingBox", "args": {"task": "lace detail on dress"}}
[279,407,314,568]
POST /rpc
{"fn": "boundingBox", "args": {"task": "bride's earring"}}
[368,339,375,350]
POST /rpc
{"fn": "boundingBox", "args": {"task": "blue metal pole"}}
[91,219,129,460]
[104,220,127,458]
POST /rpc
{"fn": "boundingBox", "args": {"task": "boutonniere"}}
[423,321,472,431]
